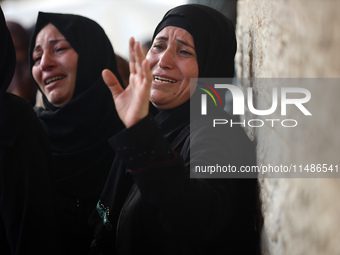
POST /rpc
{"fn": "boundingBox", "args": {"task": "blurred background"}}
[1,0,237,59]
[1,0,188,59]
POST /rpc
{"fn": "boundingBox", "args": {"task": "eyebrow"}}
[155,36,195,50]
[33,39,68,52]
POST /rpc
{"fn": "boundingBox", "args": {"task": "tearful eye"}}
[55,47,68,53]
[179,49,196,58]
[180,50,191,55]
[33,56,41,63]
[152,44,166,52]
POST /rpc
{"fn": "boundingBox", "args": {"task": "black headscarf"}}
[151,4,237,141]
[0,7,15,96]
[29,13,124,199]
[0,7,17,144]
[153,4,237,78]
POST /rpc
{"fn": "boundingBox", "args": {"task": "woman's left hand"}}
[102,37,153,128]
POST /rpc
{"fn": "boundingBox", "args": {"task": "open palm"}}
[102,37,153,128]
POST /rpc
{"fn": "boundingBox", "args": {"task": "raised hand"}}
[102,37,153,128]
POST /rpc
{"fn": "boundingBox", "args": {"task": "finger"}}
[142,59,153,88]
[129,37,136,74]
[102,69,124,99]
[134,41,144,75]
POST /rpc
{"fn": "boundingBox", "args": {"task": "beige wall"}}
[236,0,340,254]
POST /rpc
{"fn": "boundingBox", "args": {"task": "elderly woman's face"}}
[32,24,78,107]
[146,26,198,109]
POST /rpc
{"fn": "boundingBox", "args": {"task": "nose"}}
[40,52,56,71]
[158,48,175,70]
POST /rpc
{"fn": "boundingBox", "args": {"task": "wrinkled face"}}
[146,26,198,109]
[32,24,78,107]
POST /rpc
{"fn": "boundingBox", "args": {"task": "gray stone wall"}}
[236,0,340,254]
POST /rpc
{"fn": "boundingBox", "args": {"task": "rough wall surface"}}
[236,0,340,254]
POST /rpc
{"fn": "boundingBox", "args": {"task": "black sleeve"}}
[0,100,59,255]
[110,115,257,241]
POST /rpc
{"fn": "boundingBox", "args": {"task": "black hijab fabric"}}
[152,4,237,140]
[28,12,126,254]
[1,7,58,253]
[29,13,124,199]
[0,7,19,144]
[153,4,237,79]
[0,7,15,98]
[89,5,256,254]
[0,5,16,142]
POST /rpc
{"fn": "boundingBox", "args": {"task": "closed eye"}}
[55,47,69,53]
[33,57,41,63]
[152,44,164,51]
[180,50,192,55]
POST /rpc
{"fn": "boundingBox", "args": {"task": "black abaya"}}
[90,4,258,255]
[0,7,58,254]
[28,12,124,254]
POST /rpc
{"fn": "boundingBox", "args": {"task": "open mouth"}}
[154,76,177,84]
[45,75,65,85]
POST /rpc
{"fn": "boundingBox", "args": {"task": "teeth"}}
[154,76,177,83]
[46,76,65,85]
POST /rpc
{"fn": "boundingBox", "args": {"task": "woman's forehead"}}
[35,24,64,42]
[155,26,195,46]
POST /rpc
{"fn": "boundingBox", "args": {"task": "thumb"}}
[102,69,123,99]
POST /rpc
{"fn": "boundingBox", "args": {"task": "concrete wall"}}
[236,0,340,254]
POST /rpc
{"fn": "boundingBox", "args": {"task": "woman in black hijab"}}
[0,7,57,254]
[90,4,258,255]
[29,12,124,254]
